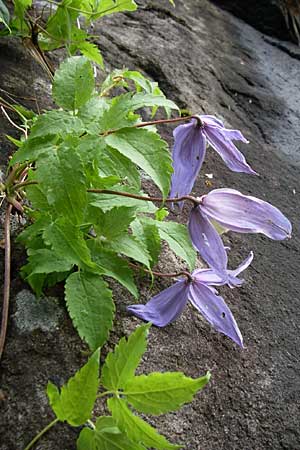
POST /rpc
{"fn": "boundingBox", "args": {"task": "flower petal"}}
[228,251,254,278]
[188,206,228,279]
[169,119,206,204]
[200,115,224,128]
[127,280,189,327]
[203,124,257,175]
[189,281,243,347]
[201,188,292,240]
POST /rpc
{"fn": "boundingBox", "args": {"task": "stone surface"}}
[0,1,300,449]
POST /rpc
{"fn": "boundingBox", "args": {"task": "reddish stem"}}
[87,188,201,206]
[0,203,13,361]
[128,262,193,282]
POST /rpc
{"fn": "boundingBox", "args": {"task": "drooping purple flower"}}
[169,120,206,203]
[188,189,291,275]
[170,116,256,201]
[127,256,253,347]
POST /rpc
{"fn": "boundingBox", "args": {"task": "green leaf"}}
[108,234,151,268]
[124,371,211,415]
[25,248,73,275]
[34,138,87,224]
[101,323,150,391]
[88,241,138,298]
[100,92,178,132]
[154,220,196,271]
[65,272,115,351]
[99,146,141,190]
[43,218,96,270]
[106,128,172,198]
[53,56,95,110]
[100,94,139,131]
[77,41,104,68]
[78,98,109,134]
[10,135,58,165]
[108,398,180,449]
[47,348,100,426]
[131,219,161,267]
[30,110,84,138]
[90,206,136,240]
[155,207,169,222]
[89,187,156,214]
[92,0,137,19]
[77,416,145,450]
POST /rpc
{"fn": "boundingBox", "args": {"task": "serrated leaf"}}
[53,56,94,110]
[43,218,97,270]
[77,416,145,450]
[106,128,172,198]
[34,138,87,224]
[124,371,211,415]
[77,41,104,68]
[92,0,137,19]
[47,348,100,426]
[131,219,161,267]
[78,98,109,134]
[88,241,138,298]
[65,272,115,350]
[10,135,58,165]
[100,93,139,131]
[101,323,150,391]
[35,137,87,224]
[89,186,156,213]
[30,110,84,138]
[90,206,136,240]
[108,234,151,268]
[99,146,141,190]
[108,398,180,449]
[26,248,73,275]
[100,92,177,132]
[154,220,196,271]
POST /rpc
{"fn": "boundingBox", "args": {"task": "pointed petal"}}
[127,280,189,327]
[169,119,206,204]
[188,206,228,279]
[200,115,224,128]
[229,251,254,278]
[192,268,225,286]
[189,281,243,347]
[201,189,292,240]
[203,125,257,175]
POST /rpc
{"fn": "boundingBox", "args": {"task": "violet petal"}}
[203,124,257,175]
[188,206,228,279]
[201,188,292,240]
[127,280,189,327]
[189,281,243,347]
[169,119,206,204]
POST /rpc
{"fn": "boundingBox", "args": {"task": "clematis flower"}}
[188,188,292,276]
[127,254,253,347]
[170,115,257,202]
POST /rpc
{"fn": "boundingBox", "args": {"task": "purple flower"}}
[127,255,253,347]
[170,116,257,202]
[188,189,292,275]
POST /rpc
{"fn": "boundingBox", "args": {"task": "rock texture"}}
[1,1,300,449]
